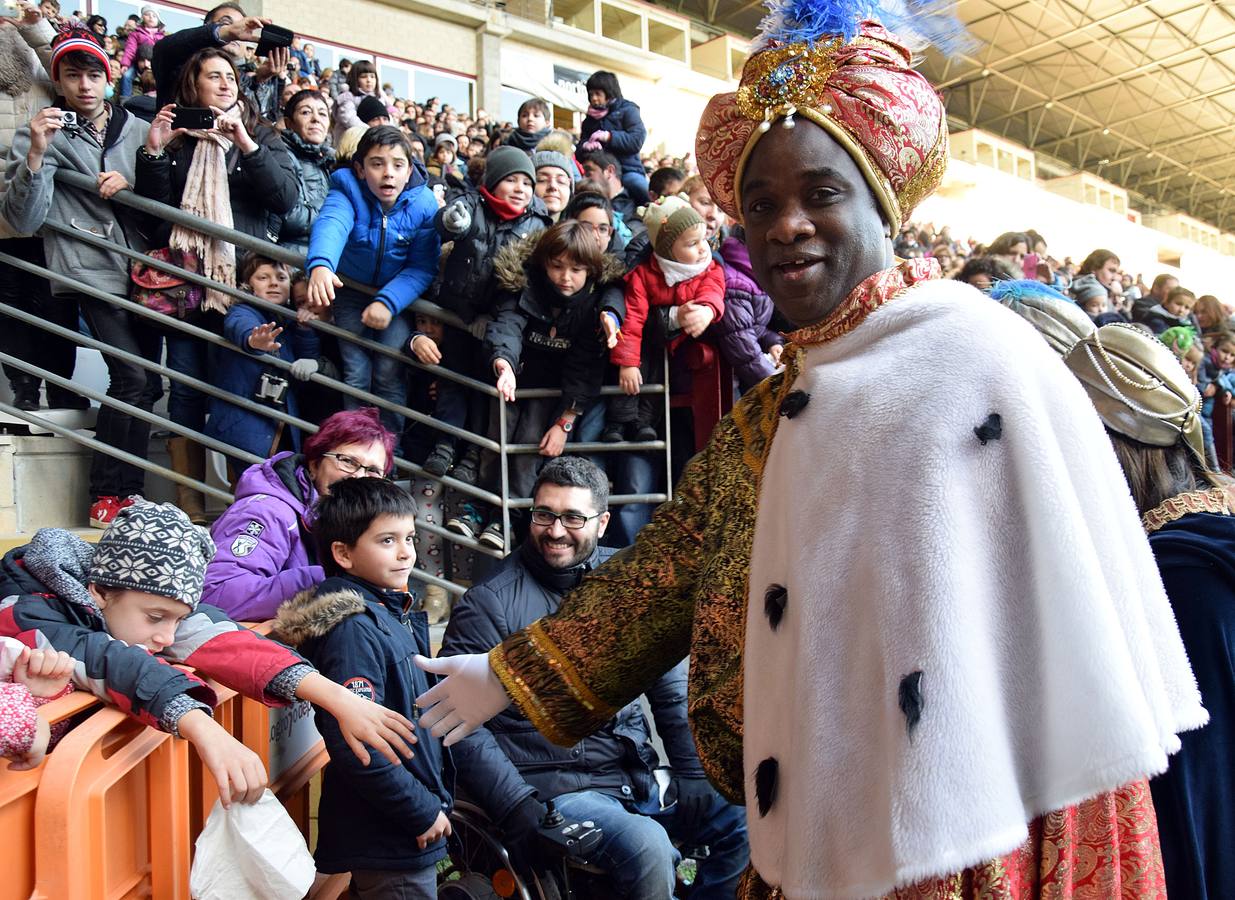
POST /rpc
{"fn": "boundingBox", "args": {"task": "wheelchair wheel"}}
[439,800,549,900]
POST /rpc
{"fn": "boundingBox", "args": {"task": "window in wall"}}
[416,68,472,114]
[501,86,534,124]
[97,0,199,36]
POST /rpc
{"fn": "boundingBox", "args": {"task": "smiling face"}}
[194,55,238,111]
[331,512,417,591]
[687,185,721,240]
[573,206,612,253]
[246,263,291,305]
[289,94,329,144]
[741,121,893,327]
[357,143,411,210]
[536,167,572,215]
[90,586,190,653]
[529,483,608,570]
[493,172,533,211]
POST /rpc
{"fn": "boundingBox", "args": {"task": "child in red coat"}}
[604,194,725,441]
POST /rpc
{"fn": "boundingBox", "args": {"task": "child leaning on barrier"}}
[207,254,320,467]
[0,501,417,808]
[305,125,440,434]
[0,638,75,770]
[273,478,452,893]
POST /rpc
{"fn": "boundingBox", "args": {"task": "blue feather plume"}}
[988,279,1073,306]
[754,0,975,57]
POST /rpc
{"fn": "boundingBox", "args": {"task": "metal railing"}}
[0,163,677,597]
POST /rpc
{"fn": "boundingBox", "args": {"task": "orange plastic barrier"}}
[0,691,101,900]
[0,622,337,900]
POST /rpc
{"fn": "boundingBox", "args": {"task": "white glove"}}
[289,358,319,382]
[441,200,471,235]
[414,653,510,746]
[468,315,492,342]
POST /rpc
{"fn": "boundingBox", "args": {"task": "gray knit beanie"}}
[1069,273,1108,304]
[532,150,578,184]
[484,145,536,191]
[89,501,216,609]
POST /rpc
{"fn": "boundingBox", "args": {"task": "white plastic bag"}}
[190,790,315,900]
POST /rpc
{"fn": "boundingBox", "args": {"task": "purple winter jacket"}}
[120,25,165,68]
[713,237,783,393]
[201,452,325,622]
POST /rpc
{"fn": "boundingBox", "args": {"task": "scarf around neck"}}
[479,185,526,222]
[169,115,240,313]
[655,250,713,287]
[586,104,608,119]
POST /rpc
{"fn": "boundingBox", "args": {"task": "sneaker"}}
[89,496,122,529]
[446,505,483,541]
[633,425,659,442]
[422,443,455,478]
[119,495,142,511]
[422,584,451,625]
[479,521,506,551]
[12,381,39,412]
[600,423,625,443]
[451,449,481,485]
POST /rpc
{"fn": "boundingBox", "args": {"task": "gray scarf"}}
[23,527,101,614]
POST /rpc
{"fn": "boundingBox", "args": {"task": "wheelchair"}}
[437,793,709,900]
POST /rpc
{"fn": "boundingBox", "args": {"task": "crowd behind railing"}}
[2,2,1233,896]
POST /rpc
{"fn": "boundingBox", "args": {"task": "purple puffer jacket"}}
[201,452,325,622]
[713,237,783,393]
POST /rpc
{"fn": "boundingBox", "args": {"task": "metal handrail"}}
[0,156,680,590]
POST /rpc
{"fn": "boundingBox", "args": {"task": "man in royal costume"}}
[417,4,1208,897]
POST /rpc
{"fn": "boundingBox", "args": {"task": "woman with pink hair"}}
[201,407,395,621]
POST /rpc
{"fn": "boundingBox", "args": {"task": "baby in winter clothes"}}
[0,638,74,770]
[605,193,725,441]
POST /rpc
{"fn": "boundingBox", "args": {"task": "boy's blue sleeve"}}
[222,304,267,356]
[375,198,442,315]
[289,321,320,362]
[305,187,356,273]
[310,617,444,836]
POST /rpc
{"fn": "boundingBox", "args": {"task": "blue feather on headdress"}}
[754,0,975,56]
[988,279,1073,306]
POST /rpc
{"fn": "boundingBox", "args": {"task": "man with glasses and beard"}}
[439,455,748,898]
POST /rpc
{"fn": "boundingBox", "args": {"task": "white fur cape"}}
[743,279,1208,899]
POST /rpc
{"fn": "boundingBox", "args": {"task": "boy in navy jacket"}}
[274,478,452,895]
[305,126,440,433]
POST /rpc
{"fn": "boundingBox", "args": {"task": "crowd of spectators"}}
[2,1,1229,563]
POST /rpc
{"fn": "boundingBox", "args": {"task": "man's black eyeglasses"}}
[529,508,602,529]
[322,452,386,477]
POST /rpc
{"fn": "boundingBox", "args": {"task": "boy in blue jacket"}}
[304,125,440,433]
[273,477,452,896]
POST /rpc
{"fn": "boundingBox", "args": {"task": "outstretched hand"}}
[414,653,510,747]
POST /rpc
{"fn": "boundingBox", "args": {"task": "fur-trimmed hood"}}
[493,231,627,294]
[273,587,367,647]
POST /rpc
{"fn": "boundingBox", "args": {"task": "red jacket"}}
[611,256,725,368]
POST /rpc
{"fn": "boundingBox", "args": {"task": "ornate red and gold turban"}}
[696,22,948,231]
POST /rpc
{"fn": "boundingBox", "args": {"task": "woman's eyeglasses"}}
[322,452,386,477]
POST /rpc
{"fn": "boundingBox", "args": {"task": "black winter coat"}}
[439,542,704,826]
[273,575,452,873]
[135,123,300,245]
[484,236,626,417]
[578,98,647,177]
[276,131,335,255]
[434,190,552,322]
